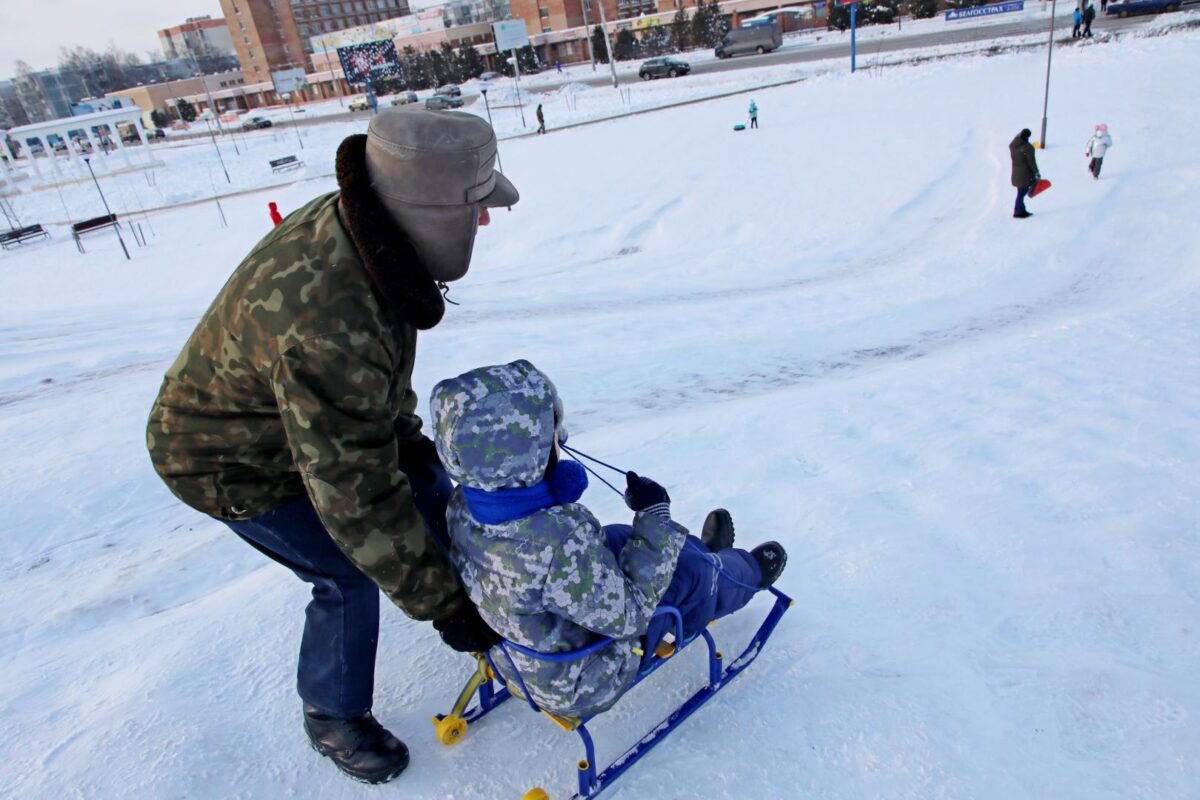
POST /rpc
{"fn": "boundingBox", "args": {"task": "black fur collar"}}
[336,134,445,330]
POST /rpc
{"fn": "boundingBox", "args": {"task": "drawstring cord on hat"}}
[437,281,460,306]
[560,442,763,593]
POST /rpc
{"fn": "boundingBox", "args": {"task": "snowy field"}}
[2,23,1200,800]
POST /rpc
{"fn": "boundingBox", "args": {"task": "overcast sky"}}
[0,0,226,81]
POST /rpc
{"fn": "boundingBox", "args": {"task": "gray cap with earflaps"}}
[365,108,519,282]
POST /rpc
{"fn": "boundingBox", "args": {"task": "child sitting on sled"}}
[430,360,787,719]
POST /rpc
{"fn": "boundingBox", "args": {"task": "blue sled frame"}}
[433,585,793,799]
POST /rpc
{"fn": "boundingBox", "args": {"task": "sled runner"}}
[432,586,793,799]
[1029,178,1052,197]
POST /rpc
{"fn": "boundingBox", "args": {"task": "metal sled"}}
[432,586,793,799]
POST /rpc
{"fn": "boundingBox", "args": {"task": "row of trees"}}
[826,0,1006,30]
[590,0,731,64]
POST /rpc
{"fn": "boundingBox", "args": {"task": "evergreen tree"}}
[517,45,540,72]
[175,98,196,122]
[149,109,169,129]
[690,2,710,47]
[460,43,487,79]
[428,50,449,86]
[910,0,939,17]
[705,0,731,47]
[862,0,898,23]
[440,42,464,84]
[671,8,691,52]
[402,46,431,89]
[591,25,611,64]
[827,2,851,30]
[614,28,637,61]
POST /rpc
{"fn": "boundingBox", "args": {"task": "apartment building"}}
[219,0,412,77]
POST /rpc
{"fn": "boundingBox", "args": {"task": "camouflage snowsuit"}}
[431,361,688,717]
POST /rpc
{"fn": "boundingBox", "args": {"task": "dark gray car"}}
[638,57,692,80]
[426,95,465,110]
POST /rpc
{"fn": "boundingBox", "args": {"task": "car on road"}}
[715,22,783,58]
[391,91,419,106]
[638,57,691,80]
[425,94,465,110]
[479,71,501,81]
[1105,0,1182,15]
[435,84,462,97]
[349,95,372,112]
[241,116,273,130]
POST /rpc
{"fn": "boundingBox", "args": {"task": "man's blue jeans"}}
[1014,183,1031,215]
[224,460,452,718]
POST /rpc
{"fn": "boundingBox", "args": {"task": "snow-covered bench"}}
[269,155,304,173]
[0,224,49,250]
[71,214,120,254]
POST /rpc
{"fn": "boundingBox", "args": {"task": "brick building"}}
[218,0,412,78]
[158,16,237,62]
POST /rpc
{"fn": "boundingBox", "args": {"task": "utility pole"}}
[83,156,130,260]
[580,0,596,71]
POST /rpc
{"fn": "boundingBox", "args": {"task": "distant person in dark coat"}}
[1083,3,1095,37]
[536,104,545,134]
[1009,128,1040,219]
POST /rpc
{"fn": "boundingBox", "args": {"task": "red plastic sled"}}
[1029,178,1052,197]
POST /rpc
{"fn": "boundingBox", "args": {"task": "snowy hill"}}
[2,23,1199,800]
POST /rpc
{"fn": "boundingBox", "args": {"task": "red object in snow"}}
[1029,179,1052,198]
[268,202,283,227]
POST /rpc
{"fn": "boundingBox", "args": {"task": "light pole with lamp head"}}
[83,156,130,260]
[1039,0,1059,149]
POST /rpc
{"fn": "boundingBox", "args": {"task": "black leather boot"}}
[751,542,788,588]
[303,705,410,784]
[701,508,735,552]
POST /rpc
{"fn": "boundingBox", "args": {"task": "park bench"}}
[270,155,304,173]
[0,224,49,250]
[71,214,120,253]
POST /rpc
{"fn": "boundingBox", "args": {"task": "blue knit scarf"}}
[462,460,589,525]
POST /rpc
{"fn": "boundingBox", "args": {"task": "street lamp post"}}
[1039,0,1058,149]
[83,156,130,260]
[480,87,504,174]
[283,93,305,149]
[202,116,231,184]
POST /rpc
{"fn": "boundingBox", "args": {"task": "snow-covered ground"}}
[2,22,1199,800]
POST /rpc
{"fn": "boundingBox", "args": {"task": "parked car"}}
[1106,0,1181,15]
[149,127,166,139]
[479,71,501,81]
[241,116,273,130]
[425,94,465,110]
[638,57,692,80]
[348,95,372,112]
[391,91,419,106]
[435,84,462,97]
[715,22,783,58]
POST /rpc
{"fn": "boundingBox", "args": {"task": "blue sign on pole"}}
[945,0,1024,21]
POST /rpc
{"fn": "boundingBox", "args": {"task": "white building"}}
[158,16,237,62]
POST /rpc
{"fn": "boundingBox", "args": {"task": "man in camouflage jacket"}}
[431,361,772,718]
[146,110,518,784]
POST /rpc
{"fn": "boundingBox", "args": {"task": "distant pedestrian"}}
[536,104,546,134]
[1009,128,1040,219]
[268,201,283,227]
[1072,7,1083,37]
[748,99,759,129]
[1083,3,1095,37]
[1101,0,1108,12]
[1085,123,1112,179]
[555,60,562,73]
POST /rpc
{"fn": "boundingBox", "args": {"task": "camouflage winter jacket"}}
[431,361,686,718]
[147,135,467,621]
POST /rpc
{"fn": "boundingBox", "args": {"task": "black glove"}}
[396,435,442,483]
[624,471,671,520]
[432,602,503,653]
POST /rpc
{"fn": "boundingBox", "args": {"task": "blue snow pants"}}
[223,456,453,718]
[602,524,762,668]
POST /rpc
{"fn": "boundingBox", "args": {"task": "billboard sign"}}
[945,0,1023,20]
[492,19,530,52]
[337,40,404,86]
[271,68,307,95]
